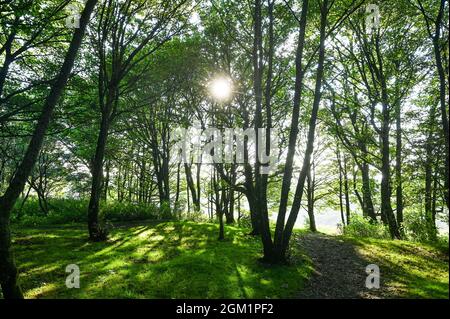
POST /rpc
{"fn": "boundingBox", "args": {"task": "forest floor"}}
[10,220,311,298]
[5,220,449,299]
[296,232,449,298]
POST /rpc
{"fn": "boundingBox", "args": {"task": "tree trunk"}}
[227,191,235,224]
[37,189,49,215]
[431,169,438,239]
[244,185,259,234]
[428,0,449,210]
[395,102,403,228]
[0,58,12,98]
[306,170,317,232]
[252,0,272,257]
[218,210,225,240]
[425,101,438,241]
[103,160,110,201]
[196,163,201,209]
[332,105,375,222]
[186,177,190,213]
[424,155,435,241]
[185,163,199,211]
[226,166,236,224]
[258,0,275,252]
[337,147,346,225]
[17,184,32,220]
[380,103,400,239]
[273,0,309,258]
[224,188,234,224]
[87,112,110,241]
[343,155,351,225]
[265,0,328,264]
[213,170,224,240]
[0,0,97,298]
[360,162,376,221]
[279,0,328,261]
[378,41,401,239]
[352,166,364,213]
[175,162,181,206]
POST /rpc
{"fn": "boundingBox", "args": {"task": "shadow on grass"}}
[347,237,449,298]
[11,220,310,299]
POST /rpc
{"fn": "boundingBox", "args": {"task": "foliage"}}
[11,198,160,226]
[340,214,391,239]
[403,210,449,247]
[402,210,432,242]
[237,213,253,229]
[178,210,211,223]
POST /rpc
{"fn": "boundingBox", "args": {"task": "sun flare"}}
[209,77,233,101]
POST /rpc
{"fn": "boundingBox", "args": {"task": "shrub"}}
[11,197,160,226]
[178,210,210,222]
[11,198,88,226]
[102,201,159,221]
[159,201,172,219]
[402,210,449,245]
[402,210,430,242]
[237,213,252,229]
[341,214,390,239]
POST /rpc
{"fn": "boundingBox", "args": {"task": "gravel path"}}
[297,233,382,299]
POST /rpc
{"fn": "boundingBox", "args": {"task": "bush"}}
[402,210,449,245]
[102,201,159,221]
[159,201,172,219]
[178,210,210,222]
[402,210,430,242]
[11,199,43,219]
[341,214,390,239]
[11,197,161,226]
[11,198,88,226]
[237,212,252,229]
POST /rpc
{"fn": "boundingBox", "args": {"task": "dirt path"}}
[297,233,382,299]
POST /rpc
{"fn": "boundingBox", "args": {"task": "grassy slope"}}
[7,221,449,299]
[344,236,449,298]
[11,221,311,299]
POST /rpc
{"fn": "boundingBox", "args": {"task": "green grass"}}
[11,221,312,299]
[6,220,448,299]
[344,236,449,298]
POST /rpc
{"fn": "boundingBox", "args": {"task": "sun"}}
[209,77,233,101]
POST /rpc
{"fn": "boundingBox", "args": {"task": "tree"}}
[0,0,75,124]
[416,0,449,210]
[85,0,190,241]
[0,0,98,299]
